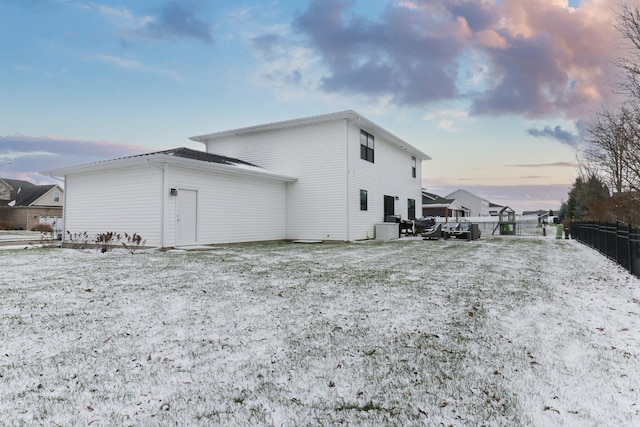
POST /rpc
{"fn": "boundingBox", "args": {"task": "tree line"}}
[568,2,640,226]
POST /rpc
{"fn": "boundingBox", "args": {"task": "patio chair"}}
[422,223,442,240]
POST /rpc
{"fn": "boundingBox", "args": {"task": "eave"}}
[189,110,432,161]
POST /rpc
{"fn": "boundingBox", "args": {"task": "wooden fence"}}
[570,221,640,278]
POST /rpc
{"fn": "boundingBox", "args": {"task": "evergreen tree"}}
[567,174,610,220]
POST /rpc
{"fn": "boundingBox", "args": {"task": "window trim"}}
[408,198,416,219]
[360,189,368,211]
[411,156,417,178]
[53,191,60,203]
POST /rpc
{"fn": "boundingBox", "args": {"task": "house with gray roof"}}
[43,111,430,247]
[421,190,469,220]
[0,178,63,231]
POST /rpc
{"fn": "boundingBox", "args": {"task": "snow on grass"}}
[1,235,639,425]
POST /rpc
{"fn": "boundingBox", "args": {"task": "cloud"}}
[423,108,471,132]
[85,1,213,45]
[144,2,213,45]
[526,125,580,146]
[92,4,155,31]
[290,0,466,105]
[0,134,150,184]
[259,0,618,122]
[507,161,579,168]
[93,54,183,81]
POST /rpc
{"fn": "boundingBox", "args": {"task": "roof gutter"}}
[42,154,298,183]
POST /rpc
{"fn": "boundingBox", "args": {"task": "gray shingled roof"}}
[2,178,35,191]
[15,185,56,206]
[422,191,454,205]
[0,179,56,207]
[158,147,262,168]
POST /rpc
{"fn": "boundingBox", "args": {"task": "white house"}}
[445,189,490,217]
[42,110,430,247]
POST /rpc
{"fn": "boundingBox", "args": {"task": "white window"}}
[53,191,60,202]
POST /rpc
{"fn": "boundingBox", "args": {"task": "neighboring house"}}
[42,110,431,247]
[0,178,64,231]
[421,190,468,220]
[489,202,505,216]
[445,189,490,217]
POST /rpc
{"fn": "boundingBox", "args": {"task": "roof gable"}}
[422,191,453,205]
[189,110,431,161]
[0,178,59,206]
[15,185,57,206]
[445,189,490,204]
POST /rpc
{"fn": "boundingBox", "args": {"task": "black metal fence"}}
[571,221,640,278]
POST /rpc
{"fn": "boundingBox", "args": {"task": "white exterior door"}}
[176,189,197,246]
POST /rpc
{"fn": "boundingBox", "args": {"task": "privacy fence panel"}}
[571,221,638,278]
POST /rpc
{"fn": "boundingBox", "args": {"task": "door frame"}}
[384,195,395,219]
[176,188,198,246]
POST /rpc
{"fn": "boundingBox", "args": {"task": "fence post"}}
[629,224,634,277]
[616,222,620,266]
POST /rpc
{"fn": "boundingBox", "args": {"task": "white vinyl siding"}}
[64,163,288,247]
[165,166,287,245]
[204,118,423,242]
[347,125,422,240]
[53,111,427,246]
[446,190,490,217]
[64,167,163,246]
[205,121,347,241]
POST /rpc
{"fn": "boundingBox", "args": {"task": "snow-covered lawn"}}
[1,234,639,426]
[0,230,46,243]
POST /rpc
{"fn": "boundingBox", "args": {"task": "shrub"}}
[95,232,121,253]
[0,220,13,230]
[589,193,640,227]
[31,223,53,233]
[66,231,91,249]
[122,233,146,254]
[66,231,146,253]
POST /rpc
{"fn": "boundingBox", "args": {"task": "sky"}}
[0,0,625,212]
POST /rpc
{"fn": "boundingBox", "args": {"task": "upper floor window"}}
[411,156,416,178]
[53,191,60,202]
[360,130,374,163]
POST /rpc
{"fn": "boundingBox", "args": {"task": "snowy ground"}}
[1,232,639,426]
[0,230,46,242]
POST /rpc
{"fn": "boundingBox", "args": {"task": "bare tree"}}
[583,106,637,193]
[615,2,640,101]
[580,3,640,194]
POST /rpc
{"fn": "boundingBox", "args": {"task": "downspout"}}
[345,114,361,241]
[345,118,349,241]
[148,160,168,249]
[161,162,168,248]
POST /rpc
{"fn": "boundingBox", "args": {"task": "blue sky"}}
[0,0,619,212]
